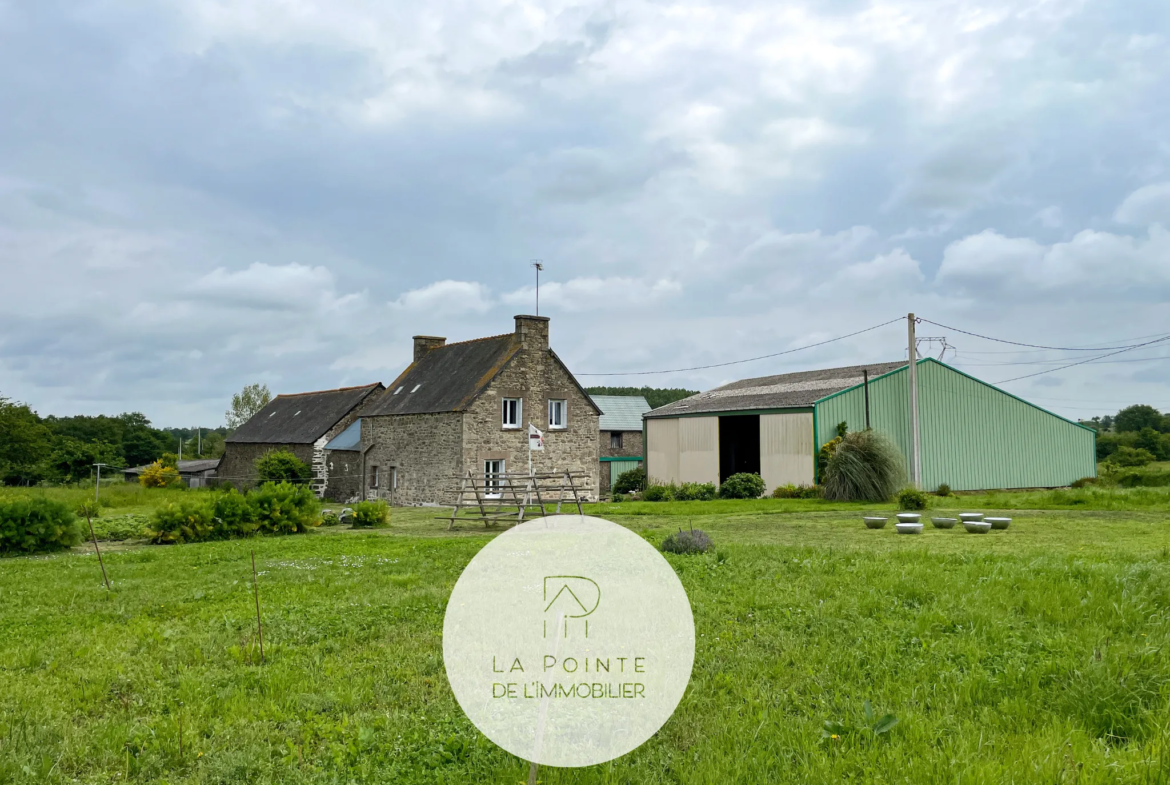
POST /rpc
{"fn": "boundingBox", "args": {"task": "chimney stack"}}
[514,315,550,350]
[412,335,446,362]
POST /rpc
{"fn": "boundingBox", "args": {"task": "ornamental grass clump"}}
[660,527,712,555]
[822,429,906,503]
[0,497,83,554]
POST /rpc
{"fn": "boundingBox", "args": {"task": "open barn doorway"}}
[719,414,760,483]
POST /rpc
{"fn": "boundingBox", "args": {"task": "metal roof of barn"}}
[322,418,362,451]
[645,361,907,418]
[225,383,384,444]
[590,395,651,431]
[124,458,221,475]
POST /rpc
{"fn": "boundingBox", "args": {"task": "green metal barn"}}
[644,359,1096,493]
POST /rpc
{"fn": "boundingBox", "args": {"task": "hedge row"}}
[148,482,322,545]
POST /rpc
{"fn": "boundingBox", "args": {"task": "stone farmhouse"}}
[591,395,650,496]
[219,383,383,495]
[326,315,601,505]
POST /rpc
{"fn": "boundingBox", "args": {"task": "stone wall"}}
[323,450,363,502]
[599,429,644,459]
[312,408,366,498]
[216,442,315,490]
[463,323,600,501]
[361,412,463,506]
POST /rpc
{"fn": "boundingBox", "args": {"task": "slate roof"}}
[124,459,221,475]
[322,419,362,451]
[645,362,907,418]
[590,395,651,431]
[226,383,384,444]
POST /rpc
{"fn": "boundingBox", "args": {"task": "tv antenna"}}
[531,260,543,316]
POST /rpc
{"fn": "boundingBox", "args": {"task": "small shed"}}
[591,395,651,495]
[645,359,1095,493]
[123,458,221,488]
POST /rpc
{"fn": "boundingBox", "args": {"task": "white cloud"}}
[1114,182,1170,226]
[390,280,494,315]
[502,276,682,313]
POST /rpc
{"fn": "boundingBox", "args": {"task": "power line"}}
[995,334,1170,384]
[575,317,904,377]
[918,319,1170,352]
[953,351,1170,368]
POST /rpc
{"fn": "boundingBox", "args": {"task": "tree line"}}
[584,386,698,410]
[1080,404,1170,462]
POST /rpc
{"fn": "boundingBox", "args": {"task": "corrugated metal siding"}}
[679,416,720,485]
[760,412,814,491]
[646,418,680,484]
[814,360,1096,491]
[609,459,643,486]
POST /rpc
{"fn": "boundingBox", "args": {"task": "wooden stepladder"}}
[444,469,587,530]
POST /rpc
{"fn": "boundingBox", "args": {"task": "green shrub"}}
[1115,471,1170,489]
[674,482,717,501]
[0,497,83,554]
[719,473,765,500]
[896,487,929,510]
[936,482,952,496]
[1108,447,1156,468]
[90,514,149,542]
[139,460,182,488]
[321,511,340,526]
[247,481,321,534]
[210,489,258,539]
[613,467,646,495]
[148,500,214,544]
[772,483,823,499]
[822,430,906,502]
[254,449,312,483]
[1070,477,1098,489]
[660,528,712,555]
[643,484,673,502]
[350,500,390,528]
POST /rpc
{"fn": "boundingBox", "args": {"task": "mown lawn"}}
[1,501,1169,783]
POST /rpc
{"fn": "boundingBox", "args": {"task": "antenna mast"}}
[531,260,543,316]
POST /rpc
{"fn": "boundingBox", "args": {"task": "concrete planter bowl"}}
[863,516,889,529]
[931,517,957,529]
[986,517,1012,530]
[896,513,922,523]
[959,513,985,523]
[964,520,992,534]
[895,522,924,535]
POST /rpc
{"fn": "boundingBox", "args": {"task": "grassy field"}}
[1,489,1169,783]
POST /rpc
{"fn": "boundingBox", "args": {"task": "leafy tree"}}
[121,425,172,467]
[1100,415,1114,432]
[1114,405,1163,434]
[226,383,272,429]
[1134,428,1167,460]
[0,396,50,484]
[47,436,123,483]
[255,449,311,483]
[584,386,699,410]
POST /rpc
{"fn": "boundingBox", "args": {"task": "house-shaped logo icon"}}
[543,576,600,639]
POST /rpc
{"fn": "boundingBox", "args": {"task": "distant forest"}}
[585,386,698,410]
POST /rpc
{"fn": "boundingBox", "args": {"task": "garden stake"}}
[251,550,265,664]
[84,507,111,593]
[528,761,538,785]
[178,712,184,759]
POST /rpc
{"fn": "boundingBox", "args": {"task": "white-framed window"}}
[548,399,567,429]
[484,459,505,498]
[610,431,623,449]
[502,398,521,429]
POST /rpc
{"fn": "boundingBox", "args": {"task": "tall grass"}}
[822,430,906,502]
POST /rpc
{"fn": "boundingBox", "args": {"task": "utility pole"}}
[863,369,871,430]
[907,313,921,488]
[178,432,182,460]
[531,260,543,316]
[197,428,201,456]
[94,463,109,504]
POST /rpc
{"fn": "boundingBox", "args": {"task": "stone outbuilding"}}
[590,395,650,496]
[219,383,384,496]
[345,315,601,506]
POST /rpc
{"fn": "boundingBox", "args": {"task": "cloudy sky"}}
[2,0,1168,427]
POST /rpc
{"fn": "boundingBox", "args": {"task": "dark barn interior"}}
[719,414,760,482]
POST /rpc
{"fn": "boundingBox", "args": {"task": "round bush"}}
[0,497,83,554]
[613,467,646,495]
[660,528,712,555]
[674,482,717,501]
[719,473,765,500]
[350,500,390,528]
[248,481,321,534]
[210,489,258,539]
[935,482,952,497]
[148,500,214,544]
[643,484,672,502]
[896,487,929,511]
[254,449,312,483]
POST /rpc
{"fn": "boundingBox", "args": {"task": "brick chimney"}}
[514,315,550,350]
[412,335,446,362]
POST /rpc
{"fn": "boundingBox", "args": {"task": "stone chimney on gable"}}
[514,315,550,351]
[412,335,446,362]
